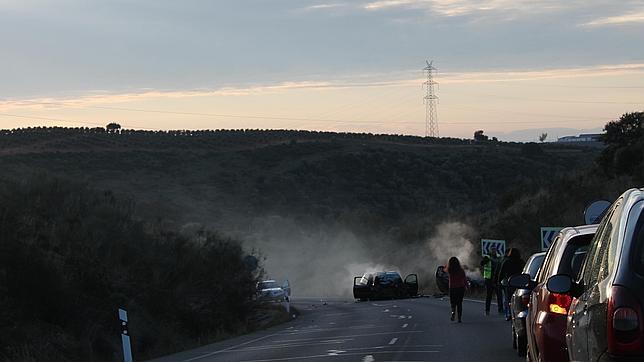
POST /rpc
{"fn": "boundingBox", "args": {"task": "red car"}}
[510,224,597,362]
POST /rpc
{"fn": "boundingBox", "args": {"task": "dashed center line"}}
[402,323,408,329]
[388,337,398,345]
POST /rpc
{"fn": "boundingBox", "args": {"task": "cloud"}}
[305,3,346,11]
[2,63,643,113]
[581,10,644,27]
[363,0,572,17]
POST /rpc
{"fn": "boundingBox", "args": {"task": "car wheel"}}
[512,326,517,349]
[517,335,527,357]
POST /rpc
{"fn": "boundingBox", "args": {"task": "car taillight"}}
[548,293,572,315]
[521,294,530,309]
[608,286,643,355]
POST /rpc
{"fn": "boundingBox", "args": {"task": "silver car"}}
[257,280,289,302]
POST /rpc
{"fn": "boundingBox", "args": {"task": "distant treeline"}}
[0,125,511,145]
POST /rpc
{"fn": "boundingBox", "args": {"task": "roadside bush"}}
[0,178,261,361]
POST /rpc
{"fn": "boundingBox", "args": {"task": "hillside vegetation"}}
[1,112,642,360]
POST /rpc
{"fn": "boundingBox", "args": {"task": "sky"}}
[1,0,643,140]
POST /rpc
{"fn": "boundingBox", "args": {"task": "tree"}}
[603,112,643,146]
[106,122,121,133]
[598,112,644,178]
[539,133,548,142]
[474,130,489,142]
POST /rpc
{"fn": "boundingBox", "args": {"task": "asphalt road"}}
[152,296,519,362]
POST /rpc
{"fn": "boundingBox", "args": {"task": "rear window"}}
[634,212,644,275]
[557,234,593,277]
[526,255,545,279]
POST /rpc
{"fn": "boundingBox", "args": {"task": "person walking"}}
[446,256,467,323]
[498,248,525,321]
[480,254,494,316]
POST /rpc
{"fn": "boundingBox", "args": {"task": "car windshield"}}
[527,255,545,279]
[259,281,279,289]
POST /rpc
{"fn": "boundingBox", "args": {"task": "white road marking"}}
[388,337,398,345]
[283,324,378,334]
[180,332,280,361]
[242,350,441,361]
[402,323,408,328]
[274,330,424,343]
[362,355,375,362]
[407,315,413,319]
[383,309,390,312]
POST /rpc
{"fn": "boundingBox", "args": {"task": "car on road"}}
[509,224,596,362]
[353,271,418,300]
[547,188,644,362]
[257,280,289,302]
[510,251,546,357]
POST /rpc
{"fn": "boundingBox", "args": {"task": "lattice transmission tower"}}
[423,60,439,138]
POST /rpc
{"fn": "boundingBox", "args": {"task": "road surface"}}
[152,296,518,362]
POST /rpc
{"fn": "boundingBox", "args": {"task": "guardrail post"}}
[119,308,133,362]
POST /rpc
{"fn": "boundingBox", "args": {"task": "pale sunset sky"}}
[1,0,643,140]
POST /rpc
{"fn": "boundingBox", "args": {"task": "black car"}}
[353,271,418,300]
[547,188,644,362]
[510,251,546,357]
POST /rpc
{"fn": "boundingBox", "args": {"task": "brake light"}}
[548,293,572,315]
[607,286,643,355]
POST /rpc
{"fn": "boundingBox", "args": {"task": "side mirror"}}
[546,274,574,294]
[508,273,533,289]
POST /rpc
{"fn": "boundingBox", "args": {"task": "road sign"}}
[481,239,506,256]
[584,200,611,225]
[540,227,562,251]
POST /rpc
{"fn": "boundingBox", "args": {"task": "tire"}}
[517,335,527,357]
[526,346,532,362]
[512,326,517,349]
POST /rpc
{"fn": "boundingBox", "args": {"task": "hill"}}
[0,128,601,294]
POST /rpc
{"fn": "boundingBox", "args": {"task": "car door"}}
[282,280,291,297]
[586,200,622,360]
[527,235,560,359]
[570,202,617,361]
[404,274,418,296]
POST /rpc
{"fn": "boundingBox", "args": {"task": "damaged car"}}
[353,271,418,300]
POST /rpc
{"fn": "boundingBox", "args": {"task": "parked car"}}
[509,224,597,362]
[511,251,546,357]
[257,280,289,302]
[547,189,644,362]
[353,271,418,300]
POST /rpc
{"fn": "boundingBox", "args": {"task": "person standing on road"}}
[498,248,525,321]
[480,254,495,316]
[446,256,467,323]
[489,245,504,314]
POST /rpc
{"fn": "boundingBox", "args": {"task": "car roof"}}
[260,280,276,283]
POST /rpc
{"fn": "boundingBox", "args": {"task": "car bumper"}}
[533,311,569,362]
[597,351,644,362]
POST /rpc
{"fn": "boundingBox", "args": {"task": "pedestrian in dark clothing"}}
[446,256,467,323]
[498,248,525,320]
[489,246,504,313]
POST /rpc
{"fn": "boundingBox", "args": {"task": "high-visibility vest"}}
[483,259,492,279]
